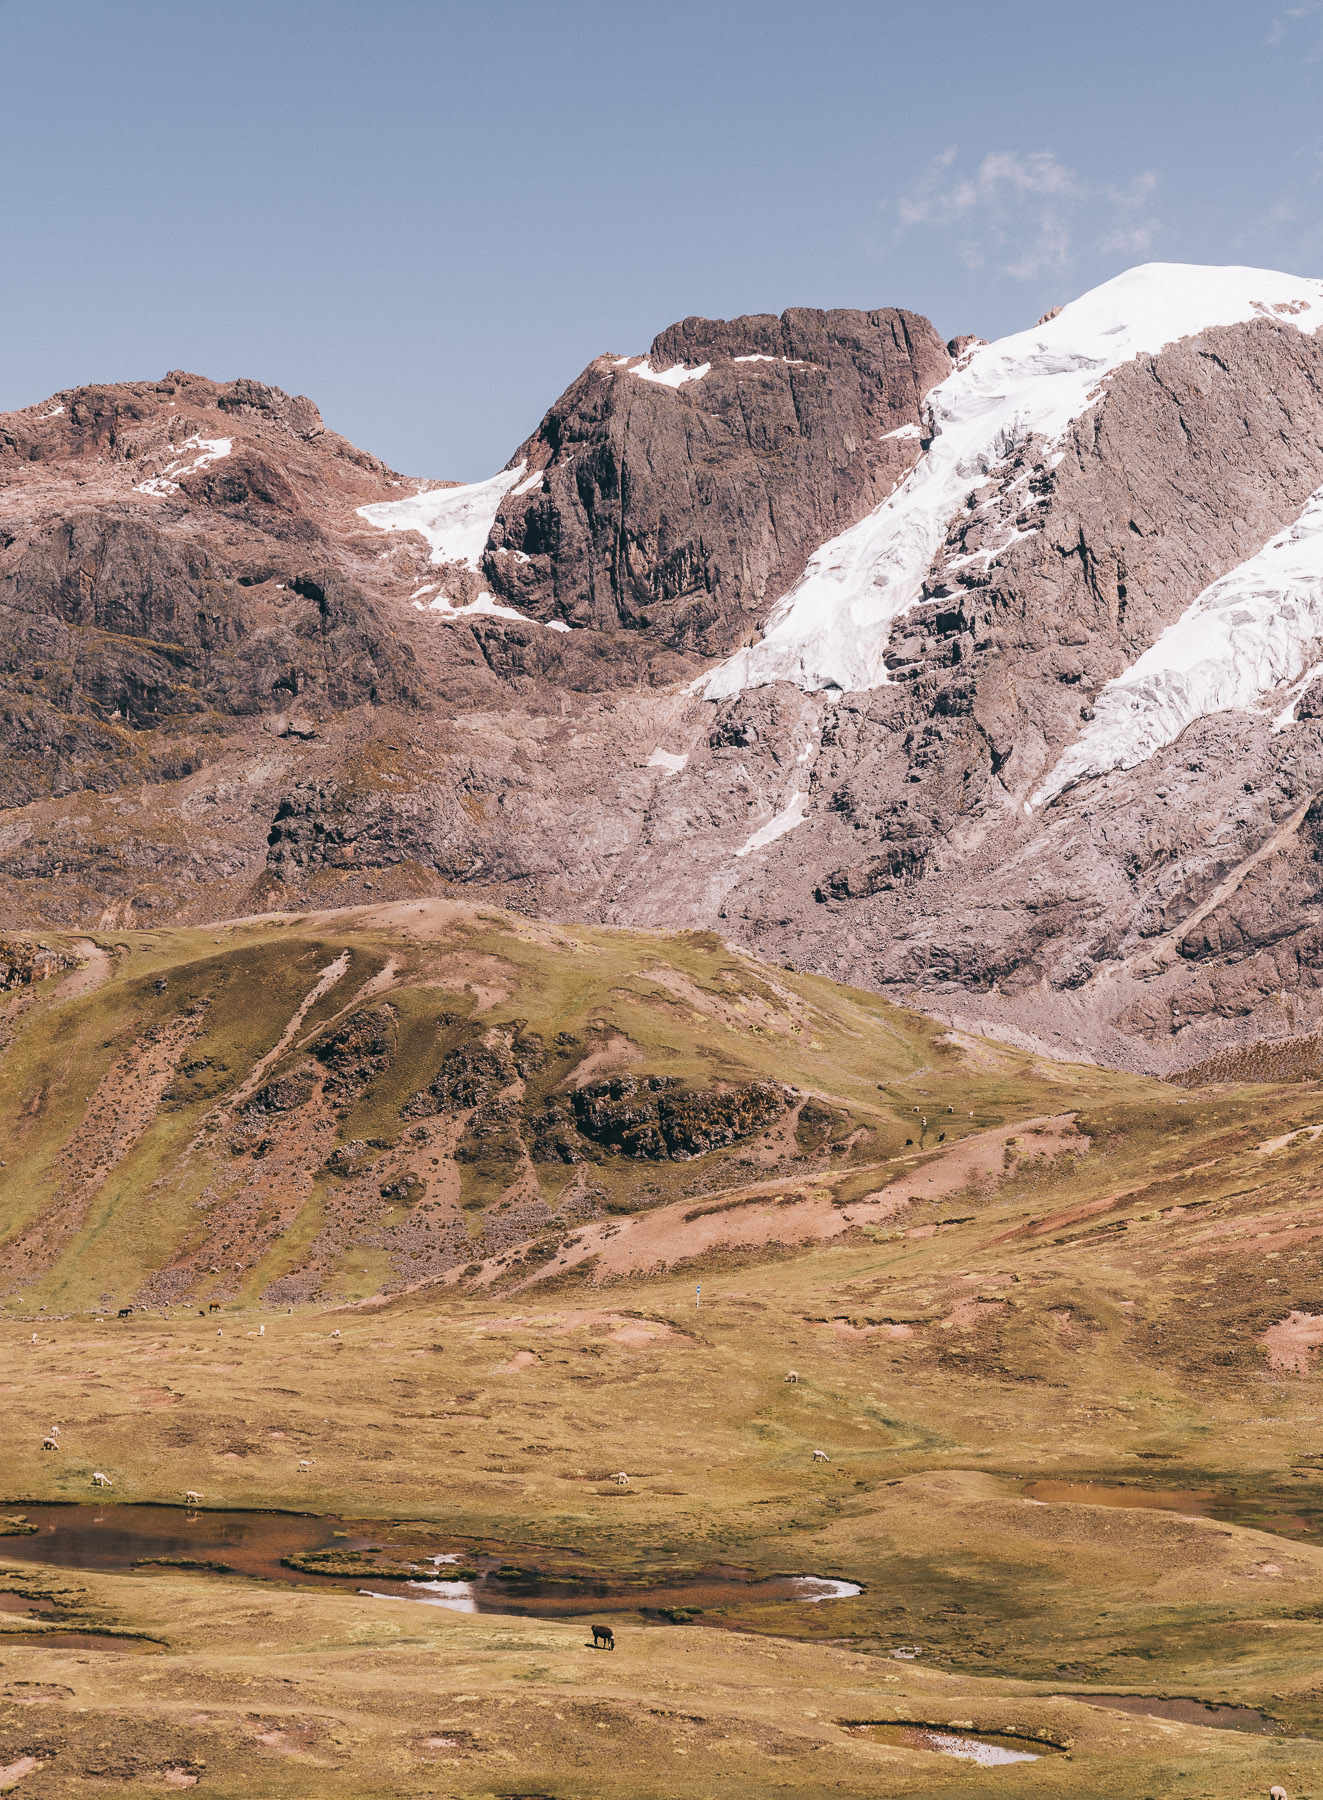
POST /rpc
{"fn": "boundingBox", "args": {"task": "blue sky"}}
[3,0,1323,475]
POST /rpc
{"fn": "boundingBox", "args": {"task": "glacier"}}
[1031,484,1323,807]
[701,262,1323,700]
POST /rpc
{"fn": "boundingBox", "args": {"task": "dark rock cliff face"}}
[482,307,949,653]
[0,372,419,813]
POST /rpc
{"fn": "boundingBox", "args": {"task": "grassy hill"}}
[6,905,1323,1796]
[0,899,1120,1313]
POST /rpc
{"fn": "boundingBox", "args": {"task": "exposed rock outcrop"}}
[483,307,948,651]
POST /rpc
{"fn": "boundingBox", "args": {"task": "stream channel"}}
[0,1504,860,1621]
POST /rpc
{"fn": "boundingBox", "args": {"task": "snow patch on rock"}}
[1033,485,1323,806]
[735,789,810,857]
[411,591,571,632]
[702,263,1323,700]
[136,434,233,497]
[358,464,527,569]
[628,358,711,389]
[647,748,689,773]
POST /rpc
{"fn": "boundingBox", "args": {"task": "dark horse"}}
[591,1623,615,1650]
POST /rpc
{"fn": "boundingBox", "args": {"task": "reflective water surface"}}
[0,1505,859,1619]
[849,1722,1057,1764]
[1063,1693,1308,1737]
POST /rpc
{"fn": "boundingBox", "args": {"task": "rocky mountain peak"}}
[7,266,1323,1079]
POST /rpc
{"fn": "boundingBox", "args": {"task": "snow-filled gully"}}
[357,466,570,631]
[1033,483,1323,808]
[135,434,232,496]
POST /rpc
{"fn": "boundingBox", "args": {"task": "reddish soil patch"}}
[1261,1311,1323,1374]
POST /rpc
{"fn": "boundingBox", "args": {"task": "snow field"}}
[358,464,571,631]
[357,465,528,570]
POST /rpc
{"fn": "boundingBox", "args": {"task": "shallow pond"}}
[1022,1475,1323,1544]
[849,1722,1057,1764]
[1063,1693,1308,1737]
[1024,1480,1215,1515]
[0,1631,162,1654]
[0,1505,859,1620]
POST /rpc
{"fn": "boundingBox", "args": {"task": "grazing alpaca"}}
[41,1436,58,1451]
[298,1459,314,1471]
[812,1449,829,1462]
[591,1623,615,1650]
[614,1471,629,1486]
[184,1490,202,1505]
[785,1371,799,1383]
[91,1471,112,1488]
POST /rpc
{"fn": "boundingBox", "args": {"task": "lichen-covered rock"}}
[310,1004,396,1105]
[521,1074,793,1163]
[0,935,68,988]
[244,1065,317,1116]
[455,1098,527,1166]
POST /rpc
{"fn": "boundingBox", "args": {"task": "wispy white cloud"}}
[1269,3,1323,49]
[890,149,1161,282]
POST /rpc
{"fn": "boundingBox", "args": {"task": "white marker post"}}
[696,1284,701,1310]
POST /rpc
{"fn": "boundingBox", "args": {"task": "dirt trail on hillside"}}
[444,1114,1085,1289]
[227,952,351,1110]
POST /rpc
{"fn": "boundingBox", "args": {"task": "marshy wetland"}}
[7,907,1323,1795]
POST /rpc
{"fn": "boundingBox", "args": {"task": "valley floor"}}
[4,909,1323,1794]
[6,1117,1323,1796]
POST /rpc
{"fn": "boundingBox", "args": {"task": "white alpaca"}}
[812,1449,829,1462]
[91,1471,112,1488]
[184,1490,202,1505]
[785,1371,799,1383]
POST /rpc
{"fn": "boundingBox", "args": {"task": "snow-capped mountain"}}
[6,265,1323,1076]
